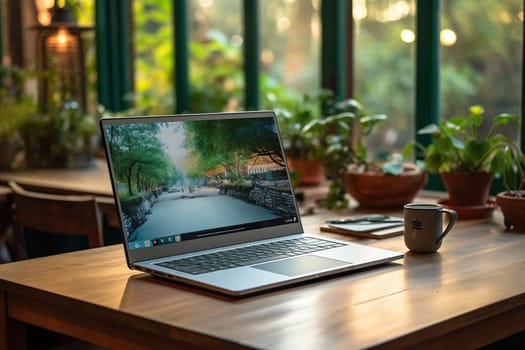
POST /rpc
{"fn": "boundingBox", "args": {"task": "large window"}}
[132,0,322,114]
[133,0,174,113]
[354,0,416,160]
[4,1,523,151]
[260,0,321,95]
[188,0,243,112]
[440,0,522,135]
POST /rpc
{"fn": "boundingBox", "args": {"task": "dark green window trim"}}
[5,0,23,68]
[415,0,440,146]
[95,0,133,113]
[321,0,347,100]
[416,0,443,191]
[173,0,190,114]
[522,0,525,152]
[0,3,3,63]
[243,0,260,110]
[94,0,524,169]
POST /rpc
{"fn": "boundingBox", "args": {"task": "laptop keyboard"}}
[156,237,346,275]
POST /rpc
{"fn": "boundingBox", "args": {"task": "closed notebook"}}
[321,215,404,239]
[320,224,404,239]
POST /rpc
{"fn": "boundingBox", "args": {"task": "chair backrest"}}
[0,186,13,237]
[8,181,103,249]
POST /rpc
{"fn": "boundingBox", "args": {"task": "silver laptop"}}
[100,111,403,296]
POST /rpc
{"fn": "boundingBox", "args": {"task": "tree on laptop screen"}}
[105,117,298,249]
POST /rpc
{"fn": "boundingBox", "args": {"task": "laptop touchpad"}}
[253,255,350,276]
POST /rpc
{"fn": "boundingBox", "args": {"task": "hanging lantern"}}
[32,3,93,112]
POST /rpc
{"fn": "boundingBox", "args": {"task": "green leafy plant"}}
[0,65,37,169]
[0,66,36,141]
[0,95,35,144]
[500,144,525,197]
[494,134,525,231]
[411,105,520,175]
[311,98,387,209]
[274,91,333,161]
[21,102,97,168]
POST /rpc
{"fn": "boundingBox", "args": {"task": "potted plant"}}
[415,105,520,215]
[317,98,426,209]
[0,65,37,169]
[495,145,525,231]
[275,91,332,185]
[21,102,97,168]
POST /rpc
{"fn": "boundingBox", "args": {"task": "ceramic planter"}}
[24,135,93,169]
[440,171,493,206]
[0,139,19,170]
[287,157,325,186]
[344,163,427,209]
[496,191,525,232]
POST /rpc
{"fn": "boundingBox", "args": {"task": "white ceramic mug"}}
[403,203,457,253]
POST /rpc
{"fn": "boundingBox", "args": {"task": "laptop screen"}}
[102,112,300,251]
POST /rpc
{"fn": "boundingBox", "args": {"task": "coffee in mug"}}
[403,203,457,253]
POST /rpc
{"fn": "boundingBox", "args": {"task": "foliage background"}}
[76,0,522,160]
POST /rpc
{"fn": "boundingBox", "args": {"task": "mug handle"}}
[436,208,457,244]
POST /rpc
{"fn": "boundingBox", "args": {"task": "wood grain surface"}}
[1,201,525,349]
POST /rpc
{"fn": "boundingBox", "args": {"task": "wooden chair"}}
[0,186,12,239]
[8,181,104,255]
[0,186,15,262]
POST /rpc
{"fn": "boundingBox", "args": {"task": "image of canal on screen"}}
[105,116,298,250]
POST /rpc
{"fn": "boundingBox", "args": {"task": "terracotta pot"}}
[287,158,325,186]
[0,139,19,170]
[344,163,427,209]
[496,191,525,232]
[440,172,493,206]
[24,135,93,169]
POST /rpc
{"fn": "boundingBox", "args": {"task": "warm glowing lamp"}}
[31,4,93,112]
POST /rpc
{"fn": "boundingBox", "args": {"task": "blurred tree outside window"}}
[132,0,321,114]
[46,0,523,146]
[354,0,416,161]
[259,0,321,96]
[133,0,174,113]
[440,0,523,141]
[188,0,243,112]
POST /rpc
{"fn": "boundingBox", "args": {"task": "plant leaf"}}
[417,124,439,135]
[494,113,519,126]
[449,136,464,150]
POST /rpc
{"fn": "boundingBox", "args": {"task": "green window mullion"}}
[345,0,354,99]
[415,0,440,144]
[95,0,110,111]
[243,0,260,110]
[320,0,346,101]
[0,3,3,64]
[95,0,132,112]
[415,0,442,190]
[173,0,190,114]
[522,0,525,152]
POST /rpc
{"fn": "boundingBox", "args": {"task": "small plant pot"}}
[344,163,427,209]
[496,191,525,232]
[24,136,93,169]
[441,171,493,206]
[287,157,325,186]
[0,139,19,170]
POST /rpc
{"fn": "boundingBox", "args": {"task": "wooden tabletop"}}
[0,158,113,197]
[1,205,525,349]
[0,159,119,229]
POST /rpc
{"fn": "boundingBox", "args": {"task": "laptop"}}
[100,111,403,296]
